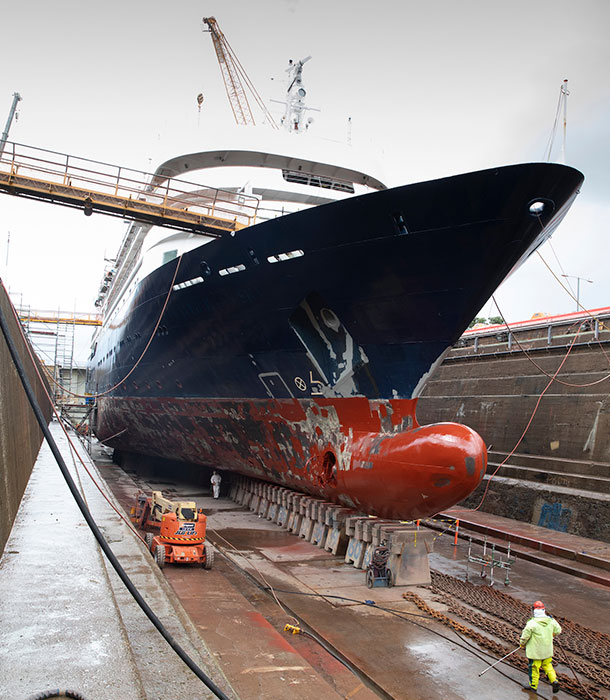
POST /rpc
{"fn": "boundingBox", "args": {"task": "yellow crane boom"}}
[203,17,278,129]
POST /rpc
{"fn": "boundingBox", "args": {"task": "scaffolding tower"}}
[16,305,95,428]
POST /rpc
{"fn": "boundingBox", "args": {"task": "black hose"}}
[371,545,390,569]
[25,691,88,700]
[252,589,565,698]
[209,541,395,700]
[0,305,232,700]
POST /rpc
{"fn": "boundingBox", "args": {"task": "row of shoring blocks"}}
[229,476,354,556]
[343,516,433,585]
[229,476,433,585]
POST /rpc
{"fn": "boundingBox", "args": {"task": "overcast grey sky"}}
[1,0,609,330]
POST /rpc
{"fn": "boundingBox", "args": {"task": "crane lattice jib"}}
[204,17,255,126]
[203,17,278,129]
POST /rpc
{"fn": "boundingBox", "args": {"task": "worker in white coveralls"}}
[520,600,562,693]
[210,471,221,499]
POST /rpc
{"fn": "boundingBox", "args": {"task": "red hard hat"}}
[533,600,545,609]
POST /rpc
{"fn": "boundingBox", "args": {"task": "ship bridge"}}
[0,141,260,237]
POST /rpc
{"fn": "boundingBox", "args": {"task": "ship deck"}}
[1,423,609,700]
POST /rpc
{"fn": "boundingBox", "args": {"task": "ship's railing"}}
[0,141,260,234]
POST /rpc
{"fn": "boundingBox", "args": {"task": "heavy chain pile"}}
[436,591,610,692]
[430,571,610,668]
[403,575,610,700]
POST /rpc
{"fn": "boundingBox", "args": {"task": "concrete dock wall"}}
[418,317,610,541]
[419,344,610,463]
[0,282,52,556]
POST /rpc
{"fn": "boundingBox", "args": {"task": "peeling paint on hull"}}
[97,395,486,519]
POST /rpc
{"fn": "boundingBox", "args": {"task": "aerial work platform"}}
[0,141,259,236]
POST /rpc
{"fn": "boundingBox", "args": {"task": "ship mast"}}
[281,56,313,132]
[560,78,569,163]
[271,56,320,134]
[544,79,569,163]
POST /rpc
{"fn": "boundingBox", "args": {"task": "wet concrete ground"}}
[429,538,610,636]
[0,423,234,700]
[2,429,609,699]
[98,447,610,700]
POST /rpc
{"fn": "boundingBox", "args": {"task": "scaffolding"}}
[17,306,93,427]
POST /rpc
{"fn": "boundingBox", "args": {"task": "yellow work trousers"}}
[528,657,557,689]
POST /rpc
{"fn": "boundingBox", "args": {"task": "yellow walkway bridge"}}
[18,309,102,327]
[0,141,259,236]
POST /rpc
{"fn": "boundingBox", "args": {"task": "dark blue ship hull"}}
[88,162,583,518]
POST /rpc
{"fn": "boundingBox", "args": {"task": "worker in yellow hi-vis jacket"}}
[520,600,562,693]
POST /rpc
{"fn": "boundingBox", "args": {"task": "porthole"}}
[267,249,304,264]
[219,264,246,276]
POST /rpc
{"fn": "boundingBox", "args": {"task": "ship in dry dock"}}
[87,51,584,520]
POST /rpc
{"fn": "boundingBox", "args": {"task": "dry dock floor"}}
[1,426,609,700]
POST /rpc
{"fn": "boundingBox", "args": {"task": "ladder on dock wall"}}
[53,315,76,403]
[0,141,260,236]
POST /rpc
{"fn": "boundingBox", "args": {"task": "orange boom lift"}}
[131,490,214,569]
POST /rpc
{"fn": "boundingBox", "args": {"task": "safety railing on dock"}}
[0,141,260,235]
[454,307,610,357]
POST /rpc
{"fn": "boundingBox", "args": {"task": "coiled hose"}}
[371,545,390,571]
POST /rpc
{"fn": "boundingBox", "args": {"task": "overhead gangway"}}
[17,308,102,327]
[0,141,260,236]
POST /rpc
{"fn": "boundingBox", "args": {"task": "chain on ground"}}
[403,581,609,700]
